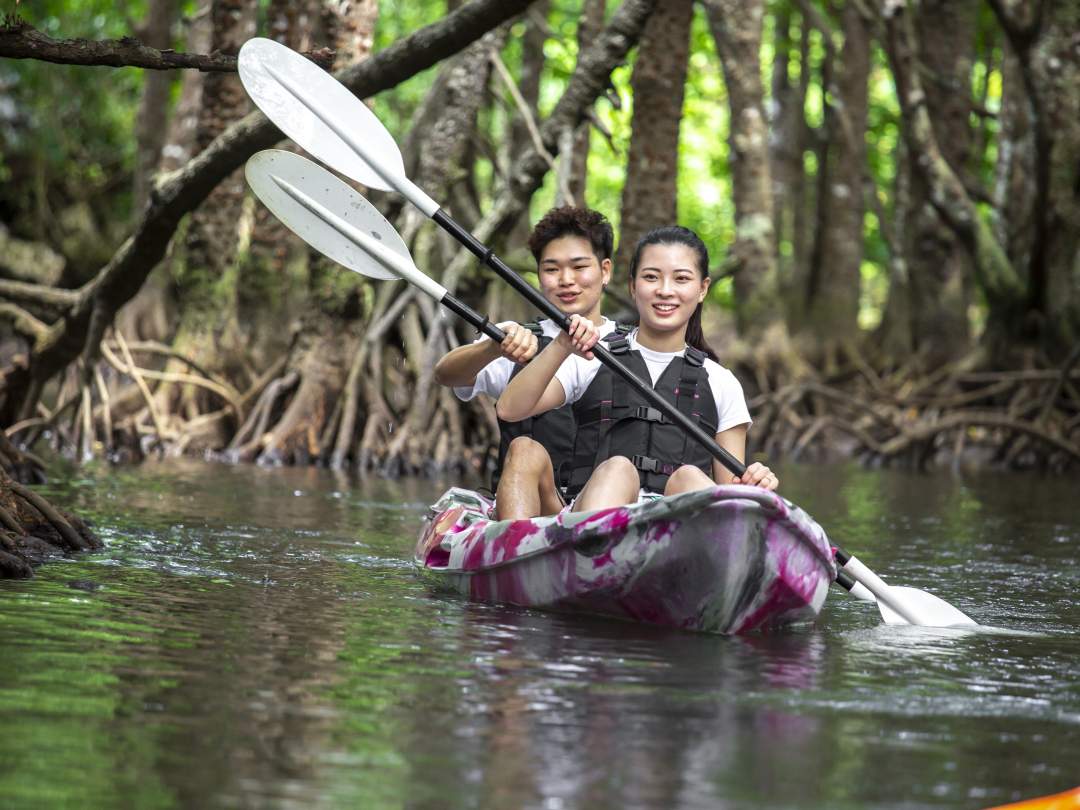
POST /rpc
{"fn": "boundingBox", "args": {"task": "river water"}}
[0,459,1076,809]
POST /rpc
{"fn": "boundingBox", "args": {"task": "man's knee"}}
[505,436,552,473]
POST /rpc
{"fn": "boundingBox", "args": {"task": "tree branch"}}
[0,278,81,311]
[0,16,333,71]
[1,0,537,424]
[0,303,49,342]
[488,48,575,206]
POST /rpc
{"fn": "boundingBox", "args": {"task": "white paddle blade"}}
[238,38,403,193]
[842,554,977,628]
[876,586,978,627]
[245,150,404,282]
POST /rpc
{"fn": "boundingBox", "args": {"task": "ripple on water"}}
[1,460,1078,810]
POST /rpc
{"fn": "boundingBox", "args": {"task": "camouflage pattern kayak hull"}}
[414,485,836,634]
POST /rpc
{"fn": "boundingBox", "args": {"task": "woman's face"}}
[630,243,709,333]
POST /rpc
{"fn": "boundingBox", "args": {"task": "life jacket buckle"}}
[604,335,631,355]
[632,454,660,473]
[633,406,666,423]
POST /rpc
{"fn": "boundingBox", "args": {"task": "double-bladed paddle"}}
[245,149,506,343]
[238,38,976,628]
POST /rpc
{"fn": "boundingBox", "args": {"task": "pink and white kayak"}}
[414,485,836,634]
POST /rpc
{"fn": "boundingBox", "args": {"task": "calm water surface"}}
[0,459,1076,809]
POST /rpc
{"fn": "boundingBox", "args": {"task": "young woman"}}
[497,225,777,512]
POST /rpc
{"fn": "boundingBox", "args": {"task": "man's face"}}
[536,235,612,318]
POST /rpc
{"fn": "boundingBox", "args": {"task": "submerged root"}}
[0,467,100,579]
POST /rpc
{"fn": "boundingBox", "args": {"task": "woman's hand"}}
[735,462,779,491]
[554,314,600,360]
[495,322,539,364]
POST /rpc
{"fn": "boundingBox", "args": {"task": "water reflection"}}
[0,459,1076,808]
[349,603,832,810]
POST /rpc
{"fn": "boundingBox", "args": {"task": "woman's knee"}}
[573,456,640,512]
[664,464,713,496]
[591,455,639,488]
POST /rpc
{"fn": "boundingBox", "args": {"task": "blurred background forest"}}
[1,0,1078,481]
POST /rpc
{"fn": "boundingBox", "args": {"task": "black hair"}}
[627,225,717,361]
[528,206,614,263]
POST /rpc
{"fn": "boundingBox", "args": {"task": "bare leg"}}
[663,465,715,497]
[494,437,565,521]
[572,456,640,512]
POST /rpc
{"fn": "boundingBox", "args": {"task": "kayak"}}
[983,786,1080,810]
[414,484,836,634]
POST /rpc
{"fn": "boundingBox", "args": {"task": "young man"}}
[433,206,615,520]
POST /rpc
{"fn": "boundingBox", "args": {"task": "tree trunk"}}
[564,0,606,205]
[378,26,507,472]
[804,2,869,357]
[132,0,179,215]
[116,0,212,347]
[705,0,781,335]
[612,0,693,285]
[156,0,257,441]
[331,0,378,63]
[903,0,977,367]
[768,8,800,285]
[883,1,1024,360]
[479,2,543,324]
[183,0,257,284]
[1026,2,1080,349]
[246,0,380,466]
[503,1,548,250]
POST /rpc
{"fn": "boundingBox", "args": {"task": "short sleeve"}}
[555,354,601,405]
[706,361,752,432]
[453,357,514,402]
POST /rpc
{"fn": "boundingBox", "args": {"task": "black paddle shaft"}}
[440,292,506,343]
[432,209,748,480]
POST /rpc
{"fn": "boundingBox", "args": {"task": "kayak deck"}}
[414,485,836,634]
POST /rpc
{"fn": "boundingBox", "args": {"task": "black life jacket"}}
[566,329,719,497]
[491,321,576,492]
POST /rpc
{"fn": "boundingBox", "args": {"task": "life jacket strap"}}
[631,454,679,476]
[602,329,631,355]
[684,346,706,367]
[522,320,545,338]
[575,403,668,426]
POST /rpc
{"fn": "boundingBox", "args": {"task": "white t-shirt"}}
[453,317,617,401]
[554,329,752,434]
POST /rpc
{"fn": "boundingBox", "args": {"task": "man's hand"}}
[494,322,539,364]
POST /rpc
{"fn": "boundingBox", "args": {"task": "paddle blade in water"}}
[245,150,405,282]
[876,586,978,627]
[239,38,404,193]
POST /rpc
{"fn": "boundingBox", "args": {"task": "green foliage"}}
[0,3,150,233]
[367,0,446,141]
[3,0,1018,342]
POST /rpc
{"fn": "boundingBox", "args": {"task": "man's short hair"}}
[528,206,614,263]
